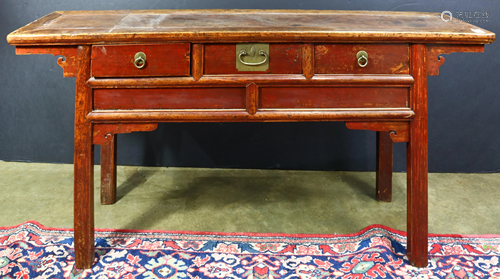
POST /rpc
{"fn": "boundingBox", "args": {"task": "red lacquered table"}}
[7,9,495,269]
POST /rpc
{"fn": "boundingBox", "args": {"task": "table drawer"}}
[94,88,246,110]
[260,87,409,109]
[315,44,410,74]
[91,44,191,77]
[204,44,302,74]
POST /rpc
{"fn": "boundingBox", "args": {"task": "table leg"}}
[407,44,428,267]
[376,131,393,202]
[100,134,117,205]
[74,45,95,269]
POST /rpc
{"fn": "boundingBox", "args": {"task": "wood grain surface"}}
[407,44,429,268]
[7,10,495,45]
[100,135,117,205]
[73,46,94,270]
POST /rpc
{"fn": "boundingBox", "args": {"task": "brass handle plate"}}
[356,50,368,67]
[236,43,270,71]
[239,49,268,66]
[134,52,146,69]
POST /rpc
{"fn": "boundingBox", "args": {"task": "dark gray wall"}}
[1,0,499,172]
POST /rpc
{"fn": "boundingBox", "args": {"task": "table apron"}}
[86,108,414,122]
[87,75,414,88]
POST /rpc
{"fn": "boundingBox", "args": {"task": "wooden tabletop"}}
[7,10,495,45]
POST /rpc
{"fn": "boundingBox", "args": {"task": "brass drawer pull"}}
[238,48,268,66]
[356,50,368,67]
[134,52,146,69]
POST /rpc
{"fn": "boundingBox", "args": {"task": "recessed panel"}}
[94,88,246,110]
[260,87,409,109]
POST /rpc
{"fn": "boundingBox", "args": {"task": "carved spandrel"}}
[93,123,158,145]
[15,46,78,77]
[345,121,410,143]
[427,44,484,76]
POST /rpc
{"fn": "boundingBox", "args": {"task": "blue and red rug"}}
[1,221,500,278]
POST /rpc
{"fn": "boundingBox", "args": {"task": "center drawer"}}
[204,44,302,74]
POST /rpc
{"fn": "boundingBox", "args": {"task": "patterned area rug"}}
[1,221,500,278]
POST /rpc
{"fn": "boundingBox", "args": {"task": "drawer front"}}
[260,87,408,109]
[315,44,409,74]
[204,44,302,74]
[91,44,191,77]
[94,88,246,110]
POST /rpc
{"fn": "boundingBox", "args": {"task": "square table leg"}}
[74,45,95,269]
[406,43,429,267]
[100,135,117,205]
[376,131,393,202]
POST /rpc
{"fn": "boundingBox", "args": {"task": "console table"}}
[7,10,494,269]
